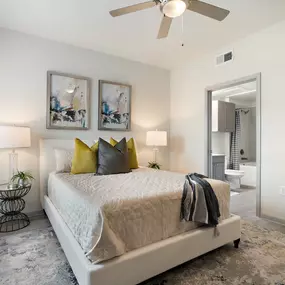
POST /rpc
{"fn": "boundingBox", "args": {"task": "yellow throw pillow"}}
[71,138,99,174]
[110,137,138,169]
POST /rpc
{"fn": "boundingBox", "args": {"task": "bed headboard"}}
[39,137,135,208]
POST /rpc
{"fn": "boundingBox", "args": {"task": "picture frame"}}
[46,71,90,130]
[98,80,132,131]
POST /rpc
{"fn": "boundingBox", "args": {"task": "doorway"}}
[205,74,261,217]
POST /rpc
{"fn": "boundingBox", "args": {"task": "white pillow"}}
[54,148,74,172]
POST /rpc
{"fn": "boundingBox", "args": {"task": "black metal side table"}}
[0,183,31,232]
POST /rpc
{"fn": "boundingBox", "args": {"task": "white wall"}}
[212,132,230,167]
[0,28,170,213]
[170,19,285,222]
[212,132,226,155]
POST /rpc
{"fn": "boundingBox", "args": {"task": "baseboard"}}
[240,185,256,189]
[27,210,46,220]
[261,214,285,226]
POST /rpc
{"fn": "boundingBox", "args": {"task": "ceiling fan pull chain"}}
[181,14,184,47]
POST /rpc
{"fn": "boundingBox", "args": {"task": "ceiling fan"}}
[109,0,230,39]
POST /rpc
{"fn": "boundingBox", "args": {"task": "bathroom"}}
[211,81,257,192]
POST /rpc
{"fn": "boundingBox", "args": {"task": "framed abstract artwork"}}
[47,71,90,130]
[98,80,131,131]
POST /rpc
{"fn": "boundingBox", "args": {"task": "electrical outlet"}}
[280,186,285,196]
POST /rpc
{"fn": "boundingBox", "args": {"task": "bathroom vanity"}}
[212,154,225,181]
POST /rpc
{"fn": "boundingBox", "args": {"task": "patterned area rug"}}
[1,221,285,285]
[0,228,77,285]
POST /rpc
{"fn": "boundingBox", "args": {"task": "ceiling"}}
[213,81,256,105]
[1,0,285,69]
[213,81,256,97]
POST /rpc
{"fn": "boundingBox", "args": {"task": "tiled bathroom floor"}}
[230,188,285,233]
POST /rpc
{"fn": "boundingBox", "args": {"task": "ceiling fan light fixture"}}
[109,0,230,40]
[162,0,186,18]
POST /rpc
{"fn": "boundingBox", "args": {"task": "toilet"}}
[225,169,245,190]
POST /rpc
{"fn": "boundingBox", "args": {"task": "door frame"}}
[205,73,261,217]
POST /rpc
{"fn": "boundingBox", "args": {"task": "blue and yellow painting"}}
[49,75,88,129]
[100,82,130,130]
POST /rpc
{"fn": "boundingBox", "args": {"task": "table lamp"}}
[0,126,31,180]
[146,130,167,169]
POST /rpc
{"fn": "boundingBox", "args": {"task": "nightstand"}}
[0,183,31,232]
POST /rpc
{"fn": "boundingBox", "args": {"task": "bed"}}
[40,138,241,285]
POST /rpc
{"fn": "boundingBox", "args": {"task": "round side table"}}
[0,183,31,232]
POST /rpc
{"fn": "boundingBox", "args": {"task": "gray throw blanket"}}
[180,173,220,227]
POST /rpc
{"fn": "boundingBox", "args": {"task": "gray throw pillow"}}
[97,138,131,175]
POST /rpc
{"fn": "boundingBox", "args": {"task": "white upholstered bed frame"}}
[40,139,241,285]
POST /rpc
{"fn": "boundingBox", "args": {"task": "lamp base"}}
[152,147,159,163]
[9,150,18,180]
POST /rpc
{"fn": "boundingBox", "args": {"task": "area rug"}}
[1,221,285,285]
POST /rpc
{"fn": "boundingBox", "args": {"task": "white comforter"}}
[48,168,230,264]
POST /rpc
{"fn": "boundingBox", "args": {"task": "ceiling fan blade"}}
[110,1,157,17]
[157,16,173,39]
[188,0,230,21]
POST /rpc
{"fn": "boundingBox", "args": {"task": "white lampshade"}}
[0,126,31,149]
[146,131,167,146]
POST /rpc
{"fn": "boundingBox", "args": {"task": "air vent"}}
[216,51,233,66]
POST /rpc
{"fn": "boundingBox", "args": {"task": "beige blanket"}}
[48,168,230,263]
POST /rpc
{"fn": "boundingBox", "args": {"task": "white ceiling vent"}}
[216,51,233,66]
